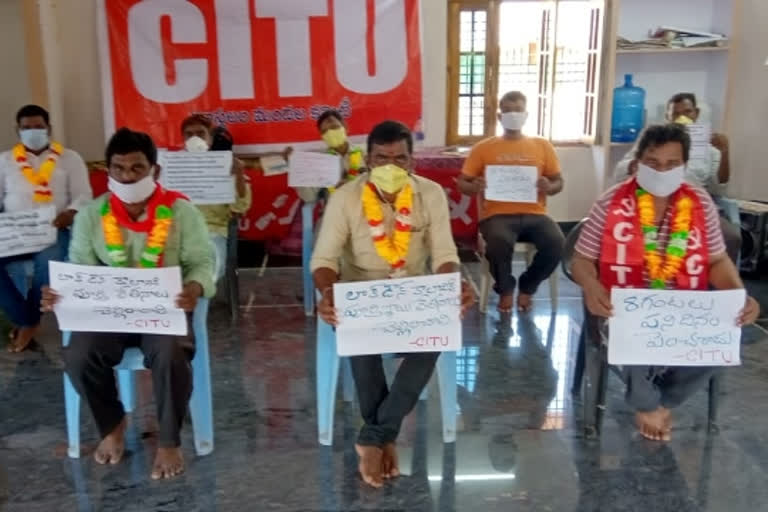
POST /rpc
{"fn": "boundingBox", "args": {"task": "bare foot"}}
[151,447,185,480]
[94,417,127,465]
[382,443,400,479]
[517,293,533,313]
[355,443,384,488]
[635,408,671,441]
[497,294,514,313]
[8,325,38,353]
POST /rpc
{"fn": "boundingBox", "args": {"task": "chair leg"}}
[117,370,137,413]
[549,270,559,312]
[582,344,604,439]
[317,320,341,446]
[571,325,586,395]
[342,357,355,403]
[478,258,492,314]
[595,350,609,436]
[190,353,215,456]
[64,374,81,458]
[437,351,457,443]
[302,203,315,317]
[707,375,721,434]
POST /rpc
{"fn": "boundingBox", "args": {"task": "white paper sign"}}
[288,151,342,188]
[687,123,712,174]
[49,262,188,336]
[260,155,289,176]
[608,288,745,366]
[158,150,235,205]
[334,273,463,356]
[485,165,538,203]
[0,206,57,258]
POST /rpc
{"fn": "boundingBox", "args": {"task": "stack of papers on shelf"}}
[617,37,670,50]
[617,26,728,51]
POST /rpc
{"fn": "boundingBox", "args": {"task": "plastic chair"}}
[477,239,558,313]
[224,216,240,324]
[62,298,214,458]
[301,202,315,316]
[315,316,458,446]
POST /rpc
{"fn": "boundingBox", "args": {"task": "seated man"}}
[458,91,565,313]
[613,93,740,263]
[180,115,251,281]
[294,108,366,203]
[572,124,759,441]
[42,128,215,479]
[311,121,473,487]
[0,104,91,352]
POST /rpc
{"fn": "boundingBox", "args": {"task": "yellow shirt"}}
[461,136,561,219]
[310,175,460,282]
[196,185,251,237]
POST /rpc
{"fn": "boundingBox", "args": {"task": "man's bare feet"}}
[355,443,384,488]
[635,408,671,441]
[497,294,514,313]
[517,293,533,313]
[7,325,38,353]
[151,447,185,480]
[94,417,127,465]
[382,443,400,479]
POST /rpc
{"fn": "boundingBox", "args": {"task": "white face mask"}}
[500,111,528,131]
[636,163,685,197]
[108,175,157,204]
[184,136,209,152]
[19,129,49,151]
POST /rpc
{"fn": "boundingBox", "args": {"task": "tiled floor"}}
[1,262,767,511]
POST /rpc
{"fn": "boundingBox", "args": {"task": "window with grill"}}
[447,0,605,145]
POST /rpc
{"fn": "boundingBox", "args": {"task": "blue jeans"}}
[0,229,70,327]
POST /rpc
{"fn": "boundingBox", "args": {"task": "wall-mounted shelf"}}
[616,46,729,55]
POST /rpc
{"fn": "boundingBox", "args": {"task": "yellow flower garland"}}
[361,182,413,269]
[101,200,173,268]
[637,189,693,288]
[13,142,63,203]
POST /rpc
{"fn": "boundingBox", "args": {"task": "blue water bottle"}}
[610,74,646,143]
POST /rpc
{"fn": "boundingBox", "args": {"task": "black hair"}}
[16,104,50,125]
[105,127,158,166]
[367,120,413,155]
[180,114,213,134]
[635,124,691,163]
[499,91,527,108]
[668,93,697,108]
[210,126,234,151]
[316,109,344,130]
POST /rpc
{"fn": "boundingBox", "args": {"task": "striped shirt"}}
[576,182,726,285]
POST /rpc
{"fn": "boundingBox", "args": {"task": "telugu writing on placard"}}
[288,151,342,188]
[333,273,463,356]
[0,206,57,258]
[485,165,538,203]
[608,288,745,366]
[49,262,187,336]
[687,123,712,173]
[158,151,235,205]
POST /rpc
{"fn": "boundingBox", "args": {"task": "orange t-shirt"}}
[461,136,561,219]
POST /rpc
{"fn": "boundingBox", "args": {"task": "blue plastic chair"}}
[302,202,315,316]
[62,298,214,458]
[315,316,458,446]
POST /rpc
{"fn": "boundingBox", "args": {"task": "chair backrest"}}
[561,219,588,283]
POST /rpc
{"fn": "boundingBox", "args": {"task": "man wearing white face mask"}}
[458,91,565,314]
[0,104,91,352]
[41,128,214,480]
[311,121,475,488]
[180,115,251,281]
[572,124,759,441]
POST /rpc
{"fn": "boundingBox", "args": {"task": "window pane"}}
[457,9,488,137]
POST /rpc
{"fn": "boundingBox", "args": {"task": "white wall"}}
[0,0,31,148]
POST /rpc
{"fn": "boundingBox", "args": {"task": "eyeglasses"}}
[370,154,411,167]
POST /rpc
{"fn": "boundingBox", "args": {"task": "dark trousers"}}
[350,352,439,446]
[719,215,742,265]
[479,214,564,295]
[0,228,69,327]
[624,366,717,412]
[63,320,195,447]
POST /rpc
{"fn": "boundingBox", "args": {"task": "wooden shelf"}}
[616,46,729,55]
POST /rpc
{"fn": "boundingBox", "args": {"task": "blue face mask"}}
[19,129,49,151]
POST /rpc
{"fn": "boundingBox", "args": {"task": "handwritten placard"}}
[49,262,187,336]
[288,151,342,188]
[158,150,235,205]
[333,273,463,356]
[260,155,289,176]
[608,288,745,366]
[687,123,712,174]
[485,165,538,203]
[0,206,57,258]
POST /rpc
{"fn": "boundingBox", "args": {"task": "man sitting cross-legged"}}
[41,128,215,479]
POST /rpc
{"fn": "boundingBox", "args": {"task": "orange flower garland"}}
[636,189,693,289]
[361,182,413,271]
[13,142,63,203]
[100,201,173,268]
